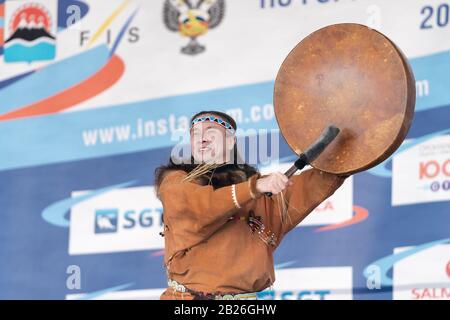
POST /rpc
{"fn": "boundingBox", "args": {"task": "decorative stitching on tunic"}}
[228,210,277,247]
[231,184,241,209]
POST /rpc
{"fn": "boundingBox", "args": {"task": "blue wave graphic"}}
[411,50,450,112]
[0,80,275,171]
[363,238,450,287]
[0,49,450,171]
[368,129,450,178]
[42,181,137,227]
[4,42,56,63]
[73,283,134,300]
[274,260,297,270]
[0,45,109,114]
[0,70,36,90]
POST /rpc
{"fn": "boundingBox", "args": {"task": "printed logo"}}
[163,0,225,55]
[69,185,164,255]
[393,243,450,300]
[392,134,450,205]
[4,1,57,63]
[0,0,139,122]
[94,209,119,234]
[364,238,450,290]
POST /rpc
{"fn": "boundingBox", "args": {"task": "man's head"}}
[190,111,237,164]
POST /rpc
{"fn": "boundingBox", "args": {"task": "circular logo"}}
[430,181,440,192]
[9,3,52,33]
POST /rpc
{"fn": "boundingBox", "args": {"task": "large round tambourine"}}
[274,23,416,175]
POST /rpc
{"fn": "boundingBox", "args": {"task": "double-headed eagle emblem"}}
[163,0,225,55]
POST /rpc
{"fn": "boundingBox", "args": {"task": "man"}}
[155,110,348,300]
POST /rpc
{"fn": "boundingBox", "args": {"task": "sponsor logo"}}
[364,238,450,297]
[68,185,164,255]
[94,209,118,234]
[393,243,450,300]
[4,1,56,63]
[392,134,450,205]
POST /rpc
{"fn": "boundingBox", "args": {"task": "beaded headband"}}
[191,115,236,134]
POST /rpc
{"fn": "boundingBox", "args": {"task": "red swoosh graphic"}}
[446,260,450,278]
[0,54,125,121]
[314,205,369,232]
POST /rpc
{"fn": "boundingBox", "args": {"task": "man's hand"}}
[256,172,293,195]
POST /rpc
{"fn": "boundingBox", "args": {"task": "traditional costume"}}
[157,116,347,300]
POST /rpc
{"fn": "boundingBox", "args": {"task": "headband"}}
[191,115,236,134]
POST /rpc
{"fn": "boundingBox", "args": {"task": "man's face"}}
[190,115,235,164]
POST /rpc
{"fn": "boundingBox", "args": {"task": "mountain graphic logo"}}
[4,2,56,63]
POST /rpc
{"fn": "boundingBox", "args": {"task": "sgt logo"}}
[94,209,118,234]
[69,186,164,255]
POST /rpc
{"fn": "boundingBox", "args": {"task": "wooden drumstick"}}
[265,125,340,197]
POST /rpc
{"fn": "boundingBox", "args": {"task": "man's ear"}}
[226,135,236,151]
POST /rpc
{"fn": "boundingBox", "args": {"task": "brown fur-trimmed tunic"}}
[158,168,346,299]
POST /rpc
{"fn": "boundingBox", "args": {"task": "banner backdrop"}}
[0,0,449,300]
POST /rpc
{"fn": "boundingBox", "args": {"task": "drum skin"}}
[274,23,416,175]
